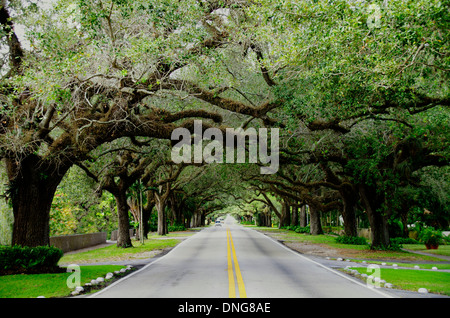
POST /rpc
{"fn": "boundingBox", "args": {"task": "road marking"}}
[252,229,395,298]
[227,228,247,298]
[226,228,236,298]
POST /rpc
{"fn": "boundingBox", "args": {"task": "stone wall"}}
[50,232,107,253]
[110,229,135,241]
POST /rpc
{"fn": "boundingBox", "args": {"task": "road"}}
[89,216,396,298]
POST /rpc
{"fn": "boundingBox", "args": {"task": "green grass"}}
[0,265,126,298]
[254,227,447,262]
[404,244,450,257]
[351,267,450,296]
[0,233,189,298]
[59,238,181,265]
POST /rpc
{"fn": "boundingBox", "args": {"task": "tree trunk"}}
[115,190,132,248]
[278,200,291,228]
[155,192,168,236]
[340,186,358,237]
[141,193,154,238]
[6,155,69,247]
[309,205,323,235]
[358,184,390,248]
[190,210,202,227]
[299,205,307,227]
[291,204,299,226]
[169,193,183,226]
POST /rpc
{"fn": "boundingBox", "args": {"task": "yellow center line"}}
[227,228,247,298]
[226,228,236,298]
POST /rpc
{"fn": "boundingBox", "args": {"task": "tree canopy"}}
[0,0,448,249]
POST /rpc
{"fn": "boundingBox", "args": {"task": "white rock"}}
[36,296,45,298]
[392,264,398,267]
[414,265,420,269]
[362,261,367,264]
[418,288,428,294]
[381,263,386,266]
[71,291,79,296]
[385,283,393,288]
[75,286,84,292]
[114,270,120,274]
[361,274,368,278]
[84,283,92,287]
[91,279,98,285]
[337,258,343,261]
[120,268,126,273]
[432,267,438,270]
[96,277,105,282]
[105,273,114,280]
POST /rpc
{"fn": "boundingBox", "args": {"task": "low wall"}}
[110,229,135,241]
[357,228,372,240]
[50,232,107,253]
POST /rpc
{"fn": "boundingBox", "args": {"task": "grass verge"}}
[59,237,182,265]
[349,267,450,296]
[1,232,191,298]
[252,226,449,262]
[0,265,126,298]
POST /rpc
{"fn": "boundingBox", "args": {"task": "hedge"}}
[0,245,64,275]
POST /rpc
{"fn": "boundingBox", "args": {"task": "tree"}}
[0,0,280,247]
[244,0,449,248]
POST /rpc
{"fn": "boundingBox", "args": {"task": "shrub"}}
[335,236,368,245]
[0,245,64,275]
[168,224,186,232]
[419,227,443,246]
[294,226,310,234]
[390,237,419,245]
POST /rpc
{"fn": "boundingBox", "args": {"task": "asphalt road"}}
[89,216,396,298]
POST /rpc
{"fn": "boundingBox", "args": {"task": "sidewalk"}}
[402,248,450,262]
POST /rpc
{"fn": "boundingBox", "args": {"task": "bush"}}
[390,237,419,245]
[168,224,186,232]
[0,245,64,275]
[294,226,310,234]
[418,227,443,246]
[335,236,368,245]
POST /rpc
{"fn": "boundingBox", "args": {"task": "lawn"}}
[0,265,126,298]
[351,267,450,296]
[0,234,189,298]
[59,237,182,265]
[253,226,448,262]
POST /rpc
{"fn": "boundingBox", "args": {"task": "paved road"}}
[89,216,396,298]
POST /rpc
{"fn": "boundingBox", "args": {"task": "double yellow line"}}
[226,228,247,298]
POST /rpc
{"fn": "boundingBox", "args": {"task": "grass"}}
[0,265,126,298]
[350,267,450,296]
[0,232,191,298]
[253,226,448,262]
[59,237,182,265]
[405,244,450,257]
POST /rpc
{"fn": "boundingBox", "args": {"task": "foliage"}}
[335,236,368,246]
[50,166,118,236]
[390,237,419,245]
[0,245,63,275]
[168,224,186,232]
[419,227,444,246]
